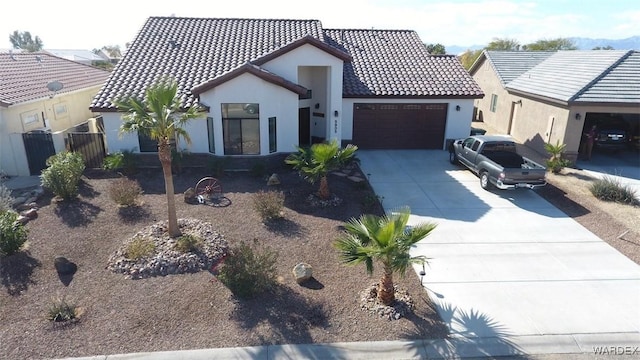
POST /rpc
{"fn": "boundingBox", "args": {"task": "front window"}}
[222,103,260,155]
[490,94,498,112]
[138,132,157,152]
[207,117,215,154]
[269,117,277,153]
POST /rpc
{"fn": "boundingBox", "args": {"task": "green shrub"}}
[47,297,77,322]
[252,190,285,221]
[217,240,278,299]
[0,184,13,212]
[544,141,572,173]
[40,152,85,200]
[589,176,639,206]
[174,234,203,253]
[108,177,143,206]
[124,235,156,260]
[103,150,137,174]
[0,210,28,256]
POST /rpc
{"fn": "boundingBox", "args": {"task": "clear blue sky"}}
[1,0,638,51]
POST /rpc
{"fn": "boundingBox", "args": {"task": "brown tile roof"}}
[90,17,483,111]
[0,52,110,107]
[324,29,483,98]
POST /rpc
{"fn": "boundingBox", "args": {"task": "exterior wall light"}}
[455,105,461,111]
[575,113,581,120]
[334,110,339,117]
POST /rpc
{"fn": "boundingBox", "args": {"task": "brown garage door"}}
[352,103,447,149]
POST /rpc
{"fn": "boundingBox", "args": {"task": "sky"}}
[0,0,638,51]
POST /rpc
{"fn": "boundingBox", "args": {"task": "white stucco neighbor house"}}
[0,52,109,176]
[90,17,483,158]
[470,50,640,162]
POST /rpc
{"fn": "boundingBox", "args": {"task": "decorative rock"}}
[292,262,313,284]
[16,215,29,225]
[332,171,348,177]
[348,176,365,183]
[20,208,38,219]
[16,202,38,211]
[54,257,77,275]
[267,173,280,186]
[24,196,37,204]
[183,187,196,203]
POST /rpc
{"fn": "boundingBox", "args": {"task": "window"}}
[490,94,498,112]
[54,103,68,119]
[138,132,157,152]
[268,117,277,153]
[222,103,260,155]
[471,141,480,151]
[463,137,475,148]
[207,117,215,154]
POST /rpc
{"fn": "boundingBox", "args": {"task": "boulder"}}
[20,208,38,220]
[292,262,313,284]
[183,187,196,203]
[267,173,280,186]
[54,257,77,275]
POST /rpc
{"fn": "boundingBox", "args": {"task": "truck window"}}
[471,141,480,151]
[462,138,475,148]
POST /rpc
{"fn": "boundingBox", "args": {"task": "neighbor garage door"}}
[352,103,447,149]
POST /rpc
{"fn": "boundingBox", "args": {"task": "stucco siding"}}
[472,59,513,133]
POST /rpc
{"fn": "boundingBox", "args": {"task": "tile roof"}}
[0,52,109,107]
[91,17,483,111]
[473,51,554,85]
[573,50,640,104]
[45,49,105,63]
[324,29,483,98]
[91,17,326,111]
[506,50,633,103]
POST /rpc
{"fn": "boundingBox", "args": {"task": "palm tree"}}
[114,77,204,237]
[334,207,436,306]
[285,140,357,200]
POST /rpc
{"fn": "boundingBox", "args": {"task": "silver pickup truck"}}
[449,135,547,190]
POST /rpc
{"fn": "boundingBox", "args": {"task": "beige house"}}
[470,50,640,162]
[0,52,110,176]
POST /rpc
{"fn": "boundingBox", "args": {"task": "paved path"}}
[357,149,640,358]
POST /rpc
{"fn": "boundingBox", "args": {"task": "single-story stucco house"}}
[470,50,640,161]
[0,52,110,176]
[90,16,483,159]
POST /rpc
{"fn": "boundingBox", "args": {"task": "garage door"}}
[352,103,447,149]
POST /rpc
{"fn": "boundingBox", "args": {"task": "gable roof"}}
[470,51,554,85]
[572,50,640,104]
[0,52,110,107]
[91,17,484,111]
[324,29,483,98]
[506,50,633,103]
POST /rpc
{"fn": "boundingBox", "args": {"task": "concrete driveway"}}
[357,150,640,358]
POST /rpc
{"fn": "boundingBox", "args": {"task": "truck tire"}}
[480,171,493,190]
[449,151,459,165]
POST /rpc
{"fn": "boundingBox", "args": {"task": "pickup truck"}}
[449,135,547,190]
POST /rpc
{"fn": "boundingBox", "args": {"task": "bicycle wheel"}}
[195,177,222,200]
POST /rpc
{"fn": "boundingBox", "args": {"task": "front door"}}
[298,107,311,146]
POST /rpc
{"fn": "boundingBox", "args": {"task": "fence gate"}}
[67,132,106,168]
[22,132,56,175]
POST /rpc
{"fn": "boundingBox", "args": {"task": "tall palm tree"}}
[334,207,436,305]
[285,140,357,199]
[114,77,204,237]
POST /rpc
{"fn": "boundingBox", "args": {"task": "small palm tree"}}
[114,77,204,237]
[334,207,437,306]
[285,140,357,200]
[544,140,571,174]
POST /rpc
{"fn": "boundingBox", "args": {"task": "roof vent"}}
[168,40,181,49]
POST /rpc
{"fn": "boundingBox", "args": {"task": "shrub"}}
[40,152,85,200]
[124,235,156,260]
[0,210,28,256]
[217,240,278,299]
[174,234,203,253]
[108,177,143,206]
[103,150,137,174]
[544,141,572,173]
[252,190,285,221]
[0,184,13,212]
[47,297,78,322]
[589,176,639,206]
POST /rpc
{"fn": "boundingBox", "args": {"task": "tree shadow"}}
[78,179,100,199]
[229,285,329,345]
[117,204,153,224]
[263,218,306,238]
[407,300,528,359]
[0,251,41,296]
[54,200,102,227]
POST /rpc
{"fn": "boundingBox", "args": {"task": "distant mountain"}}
[444,36,640,55]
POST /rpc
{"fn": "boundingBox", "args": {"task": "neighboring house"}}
[0,52,110,176]
[90,17,483,158]
[470,50,640,161]
[45,49,105,66]
[96,48,122,64]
